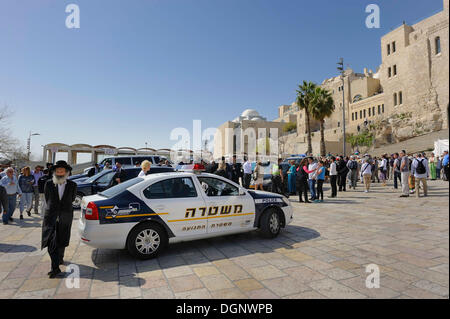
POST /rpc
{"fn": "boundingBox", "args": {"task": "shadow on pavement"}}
[64,225,321,287]
[0,243,37,253]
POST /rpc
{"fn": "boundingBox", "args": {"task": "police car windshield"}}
[98,177,144,198]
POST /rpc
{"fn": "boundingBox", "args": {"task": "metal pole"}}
[342,74,346,156]
[27,132,31,161]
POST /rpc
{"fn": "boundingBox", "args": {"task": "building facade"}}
[274,0,449,154]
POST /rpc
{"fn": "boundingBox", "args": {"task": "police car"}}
[78,164,293,259]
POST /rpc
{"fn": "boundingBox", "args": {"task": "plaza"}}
[0,179,448,299]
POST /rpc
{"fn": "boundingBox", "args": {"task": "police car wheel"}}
[127,223,167,259]
[260,209,281,238]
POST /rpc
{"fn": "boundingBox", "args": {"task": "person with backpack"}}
[346,155,358,190]
[411,153,429,198]
[360,158,373,193]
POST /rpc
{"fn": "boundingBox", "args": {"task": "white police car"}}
[78,164,293,259]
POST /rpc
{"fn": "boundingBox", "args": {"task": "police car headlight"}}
[282,196,291,206]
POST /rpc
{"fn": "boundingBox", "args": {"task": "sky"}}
[0,0,445,160]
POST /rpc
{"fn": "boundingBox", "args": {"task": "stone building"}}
[275,0,449,155]
[213,109,285,161]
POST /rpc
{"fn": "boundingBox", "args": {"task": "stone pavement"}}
[0,180,448,299]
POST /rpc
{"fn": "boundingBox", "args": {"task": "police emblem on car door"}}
[141,177,207,236]
[197,176,255,233]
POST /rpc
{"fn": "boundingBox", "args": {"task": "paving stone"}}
[192,266,221,277]
[168,275,204,293]
[247,265,286,281]
[175,288,212,299]
[201,274,235,291]
[163,265,194,278]
[142,286,175,299]
[308,278,367,299]
[234,278,264,292]
[261,276,310,297]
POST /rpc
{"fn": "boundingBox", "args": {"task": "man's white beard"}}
[53,173,69,185]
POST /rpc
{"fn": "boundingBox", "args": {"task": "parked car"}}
[72,166,175,208]
[79,168,293,259]
[98,155,172,169]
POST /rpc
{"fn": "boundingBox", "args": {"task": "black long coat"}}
[41,179,77,250]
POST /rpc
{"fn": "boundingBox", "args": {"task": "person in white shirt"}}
[307,157,318,200]
[360,158,373,193]
[242,158,253,189]
[138,160,151,177]
[378,155,388,186]
[411,153,429,197]
[328,157,337,198]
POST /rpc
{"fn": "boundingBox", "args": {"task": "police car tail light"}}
[85,202,99,220]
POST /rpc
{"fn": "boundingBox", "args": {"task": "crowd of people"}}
[195,150,449,204]
[281,149,449,202]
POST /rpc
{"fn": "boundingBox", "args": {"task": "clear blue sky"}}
[0,0,444,159]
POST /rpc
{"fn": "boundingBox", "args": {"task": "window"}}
[372,106,375,116]
[197,177,239,197]
[100,177,144,198]
[387,43,391,55]
[337,121,340,127]
[360,110,362,118]
[114,157,132,166]
[352,113,354,121]
[393,65,397,76]
[143,177,197,199]
[363,109,366,118]
[382,104,385,113]
[388,67,392,78]
[95,171,116,185]
[378,105,381,114]
[435,37,441,54]
[394,93,398,106]
[399,91,403,104]
[392,41,396,53]
[368,108,371,117]
[355,112,358,120]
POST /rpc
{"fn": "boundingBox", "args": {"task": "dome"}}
[241,109,260,118]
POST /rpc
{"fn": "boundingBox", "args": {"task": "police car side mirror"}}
[239,188,246,196]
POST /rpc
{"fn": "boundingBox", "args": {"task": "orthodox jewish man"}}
[41,160,77,278]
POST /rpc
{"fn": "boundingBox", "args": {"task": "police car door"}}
[141,176,207,237]
[196,176,255,234]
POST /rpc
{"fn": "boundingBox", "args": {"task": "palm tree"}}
[296,81,317,154]
[310,87,335,156]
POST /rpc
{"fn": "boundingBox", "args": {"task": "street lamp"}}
[337,58,346,156]
[27,132,40,161]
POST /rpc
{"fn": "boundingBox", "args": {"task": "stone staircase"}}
[370,129,449,156]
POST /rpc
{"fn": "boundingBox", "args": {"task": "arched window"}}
[435,36,441,55]
[393,93,398,106]
[352,94,363,103]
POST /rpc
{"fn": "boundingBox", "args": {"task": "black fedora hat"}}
[51,160,72,172]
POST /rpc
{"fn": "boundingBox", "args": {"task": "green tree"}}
[296,81,317,154]
[282,122,297,133]
[310,87,335,156]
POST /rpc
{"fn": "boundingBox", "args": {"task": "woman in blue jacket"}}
[287,160,297,195]
[18,166,35,219]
